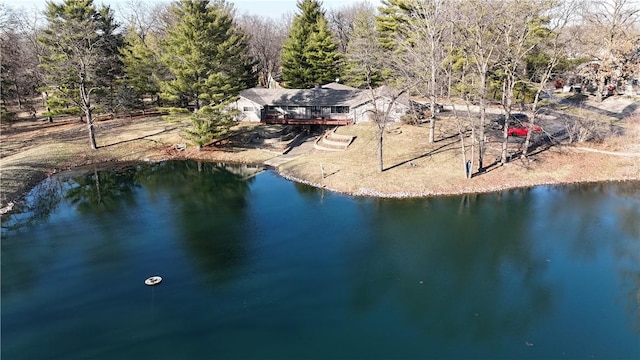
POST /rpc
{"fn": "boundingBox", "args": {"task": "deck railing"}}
[264,117,354,126]
[264,113,353,125]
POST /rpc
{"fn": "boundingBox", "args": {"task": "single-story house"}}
[229,83,415,125]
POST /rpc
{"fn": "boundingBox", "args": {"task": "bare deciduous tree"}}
[345,6,413,173]
[578,0,640,101]
[327,1,376,53]
[119,0,171,43]
[454,0,504,173]
[367,84,412,173]
[0,5,46,111]
[496,0,555,165]
[237,14,289,87]
[522,0,579,159]
[398,0,449,143]
[443,33,475,179]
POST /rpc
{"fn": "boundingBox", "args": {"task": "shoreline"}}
[2,150,638,217]
[278,168,640,199]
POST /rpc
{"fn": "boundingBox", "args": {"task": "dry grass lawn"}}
[278,120,639,197]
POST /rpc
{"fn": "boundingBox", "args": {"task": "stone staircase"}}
[314,127,355,151]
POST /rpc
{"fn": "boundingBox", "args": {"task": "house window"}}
[243,106,255,112]
[331,106,349,114]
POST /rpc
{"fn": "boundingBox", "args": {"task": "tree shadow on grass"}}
[477,140,555,176]
[557,93,627,119]
[98,126,179,148]
[201,125,300,154]
[1,117,78,136]
[384,137,458,172]
[620,102,639,118]
[434,133,459,143]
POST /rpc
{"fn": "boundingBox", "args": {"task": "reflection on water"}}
[350,190,552,345]
[139,161,256,285]
[2,163,639,359]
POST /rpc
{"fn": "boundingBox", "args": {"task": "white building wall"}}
[230,97,262,122]
[352,104,371,123]
[230,94,410,124]
[352,98,409,124]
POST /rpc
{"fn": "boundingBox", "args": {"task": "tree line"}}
[1,0,638,171]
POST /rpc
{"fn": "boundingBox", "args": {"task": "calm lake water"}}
[2,161,639,359]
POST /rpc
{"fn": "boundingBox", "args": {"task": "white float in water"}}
[145,276,162,286]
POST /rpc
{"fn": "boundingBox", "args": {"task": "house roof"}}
[320,82,359,90]
[238,83,411,108]
[239,87,364,107]
[372,85,412,106]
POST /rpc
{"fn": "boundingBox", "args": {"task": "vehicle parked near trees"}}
[492,113,542,136]
[507,122,542,137]
[494,113,528,130]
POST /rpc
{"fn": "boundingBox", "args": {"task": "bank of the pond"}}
[275,126,640,199]
[1,109,639,214]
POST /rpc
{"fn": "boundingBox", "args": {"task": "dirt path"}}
[571,147,640,157]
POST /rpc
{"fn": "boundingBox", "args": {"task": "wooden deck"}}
[263,118,353,126]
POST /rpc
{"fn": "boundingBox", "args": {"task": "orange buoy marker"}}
[145,276,162,286]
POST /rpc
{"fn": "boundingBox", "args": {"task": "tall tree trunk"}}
[501,76,514,165]
[478,70,487,172]
[79,75,97,150]
[428,40,437,143]
[522,91,541,159]
[14,83,22,108]
[456,119,468,179]
[463,101,476,179]
[429,112,436,143]
[501,126,509,164]
[377,126,384,173]
[85,108,97,150]
[520,63,527,111]
[451,98,469,179]
[596,73,606,102]
[470,125,475,178]
[43,92,53,122]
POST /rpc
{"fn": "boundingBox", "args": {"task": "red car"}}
[507,122,542,137]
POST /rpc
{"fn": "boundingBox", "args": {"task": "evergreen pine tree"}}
[376,0,415,51]
[181,106,236,150]
[39,0,122,150]
[93,5,125,113]
[159,0,256,110]
[281,0,341,88]
[120,29,163,108]
[343,10,384,88]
